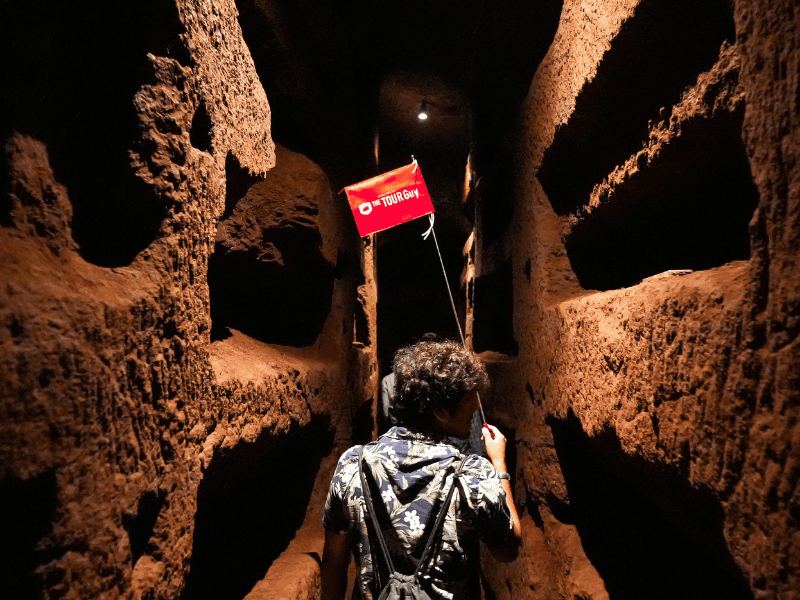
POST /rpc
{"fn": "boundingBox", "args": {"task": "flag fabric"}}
[343,162,434,237]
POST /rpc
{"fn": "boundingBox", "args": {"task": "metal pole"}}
[428,224,488,426]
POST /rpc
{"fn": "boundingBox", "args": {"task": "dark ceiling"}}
[233,0,564,367]
[235,0,564,189]
[1,0,564,266]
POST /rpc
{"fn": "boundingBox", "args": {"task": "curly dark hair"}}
[392,339,489,429]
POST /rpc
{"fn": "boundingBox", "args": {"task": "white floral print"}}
[385,445,399,461]
[427,445,452,457]
[322,426,512,600]
[403,509,424,535]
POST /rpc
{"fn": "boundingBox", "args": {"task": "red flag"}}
[343,162,434,237]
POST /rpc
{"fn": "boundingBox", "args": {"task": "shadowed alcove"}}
[182,418,332,600]
[548,412,753,600]
[2,1,798,600]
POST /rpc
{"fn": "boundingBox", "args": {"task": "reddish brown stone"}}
[476,1,800,599]
[0,2,373,600]
[2,1,798,600]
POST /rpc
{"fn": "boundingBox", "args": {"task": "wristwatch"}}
[497,472,510,481]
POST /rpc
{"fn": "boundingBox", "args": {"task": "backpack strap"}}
[359,444,396,576]
[412,454,470,579]
[358,444,471,583]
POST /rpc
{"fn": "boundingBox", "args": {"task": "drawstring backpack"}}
[358,445,470,600]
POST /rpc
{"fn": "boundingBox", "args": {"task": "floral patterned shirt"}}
[323,426,513,600]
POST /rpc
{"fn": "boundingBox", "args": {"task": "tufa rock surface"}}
[473,1,800,600]
[0,2,374,600]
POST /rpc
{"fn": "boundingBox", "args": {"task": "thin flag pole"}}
[422,213,489,428]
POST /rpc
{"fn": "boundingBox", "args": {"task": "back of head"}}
[392,339,489,430]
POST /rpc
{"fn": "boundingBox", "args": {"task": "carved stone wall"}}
[0,2,375,600]
[3,1,798,600]
[474,1,800,599]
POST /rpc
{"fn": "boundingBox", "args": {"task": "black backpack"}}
[358,445,470,600]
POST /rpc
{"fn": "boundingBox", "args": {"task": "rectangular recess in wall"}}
[537,0,735,217]
[563,104,758,291]
[472,259,518,354]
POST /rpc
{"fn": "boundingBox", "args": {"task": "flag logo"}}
[343,162,434,237]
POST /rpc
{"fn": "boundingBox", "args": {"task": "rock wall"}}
[4,1,799,599]
[0,2,375,600]
[473,0,800,599]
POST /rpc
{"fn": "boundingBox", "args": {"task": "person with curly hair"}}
[321,339,522,600]
[379,334,486,458]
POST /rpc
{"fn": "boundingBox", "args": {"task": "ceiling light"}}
[418,100,429,121]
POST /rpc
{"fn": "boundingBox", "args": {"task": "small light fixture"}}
[418,101,428,121]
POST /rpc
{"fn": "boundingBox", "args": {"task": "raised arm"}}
[482,423,522,561]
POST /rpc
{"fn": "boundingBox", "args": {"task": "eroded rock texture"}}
[2,1,799,600]
[210,145,343,347]
[472,1,800,599]
[1,2,375,600]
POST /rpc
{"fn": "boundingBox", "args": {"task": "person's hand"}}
[481,423,522,558]
[482,424,507,471]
